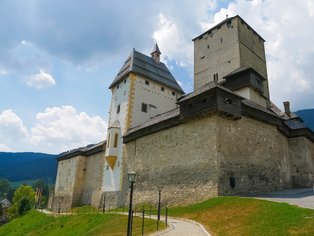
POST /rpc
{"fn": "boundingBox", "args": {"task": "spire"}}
[151,43,161,64]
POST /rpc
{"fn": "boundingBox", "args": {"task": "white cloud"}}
[0,66,7,75]
[153,13,193,68]
[0,110,29,151]
[0,144,11,152]
[30,106,107,153]
[25,69,56,89]
[0,107,107,154]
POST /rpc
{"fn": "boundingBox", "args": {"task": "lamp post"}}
[127,171,137,236]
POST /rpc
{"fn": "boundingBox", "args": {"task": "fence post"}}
[165,207,168,226]
[142,209,145,236]
[102,194,106,213]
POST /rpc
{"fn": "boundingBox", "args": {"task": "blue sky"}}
[0,0,313,154]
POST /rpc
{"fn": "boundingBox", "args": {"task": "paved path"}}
[150,216,210,236]
[246,188,314,209]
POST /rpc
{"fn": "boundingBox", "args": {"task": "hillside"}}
[296,108,314,131]
[0,152,58,183]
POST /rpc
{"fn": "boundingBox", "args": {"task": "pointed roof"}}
[109,49,184,93]
[151,43,161,55]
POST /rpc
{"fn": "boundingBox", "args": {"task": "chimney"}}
[283,101,291,117]
[151,43,161,64]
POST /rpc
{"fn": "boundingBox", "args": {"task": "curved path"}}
[247,188,314,209]
[150,216,211,236]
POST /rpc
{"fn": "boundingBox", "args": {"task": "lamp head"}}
[127,171,137,183]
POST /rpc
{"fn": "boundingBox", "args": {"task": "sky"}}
[0,0,313,154]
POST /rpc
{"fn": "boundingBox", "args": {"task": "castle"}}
[51,15,314,212]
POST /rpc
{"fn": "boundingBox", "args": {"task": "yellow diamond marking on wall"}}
[106,156,117,170]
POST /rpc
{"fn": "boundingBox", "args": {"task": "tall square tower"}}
[193,15,269,99]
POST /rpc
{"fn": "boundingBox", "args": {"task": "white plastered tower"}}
[102,44,184,195]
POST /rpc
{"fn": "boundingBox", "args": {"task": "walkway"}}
[246,188,314,209]
[150,216,210,236]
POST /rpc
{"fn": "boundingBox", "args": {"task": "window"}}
[117,84,119,89]
[221,37,223,43]
[145,80,149,85]
[141,103,148,113]
[124,79,127,84]
[172,91,176,96]
[227,21,232,28]
[116,104,120,114]
[207,45,210,49]
[107,134,110,148]
[230,177,236,188]
[213,73,218,82]
[161,87,165,91]
[114,133,118,148]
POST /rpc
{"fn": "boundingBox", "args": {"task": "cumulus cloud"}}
[0,107,107,154]
[0,109,29,151]
[25,69,56,89]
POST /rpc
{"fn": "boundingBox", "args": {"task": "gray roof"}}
[57,140,106,161]
[193,15,265,42]
[109,49,184,94]
[125,107,180,135]
[0,199,12,208]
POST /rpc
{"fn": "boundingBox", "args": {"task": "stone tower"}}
[193,15,270,104]
[103,45,184,202]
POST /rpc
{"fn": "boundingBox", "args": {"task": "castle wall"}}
[81,152,106,208]
[125,115,219,206]
[216,116,291,195]
[289,137,314,187]
[52,155,85,212]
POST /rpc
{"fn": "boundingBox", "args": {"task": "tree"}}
[9,185,35,217]
[0,179,11,199]
[18,198,31,216]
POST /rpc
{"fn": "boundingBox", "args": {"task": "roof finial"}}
[151,43,161,64]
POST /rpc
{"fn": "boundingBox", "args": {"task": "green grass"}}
[169,196,314,236]
[0,210,165,236]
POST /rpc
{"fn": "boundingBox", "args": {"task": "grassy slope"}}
[169,197,314,236]
[0,210,164,236]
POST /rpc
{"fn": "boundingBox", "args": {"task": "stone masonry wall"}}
[216,115,292,195]
[81,152,106,208]
[125,115,220,206]
[289,137,314,187]
[52,156,83,212]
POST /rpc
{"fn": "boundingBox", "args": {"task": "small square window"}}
[141,103,148,113]
[172,91,176,96]
[117,104,120,114]
[161,87,165,91]
[145,80,149,85]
